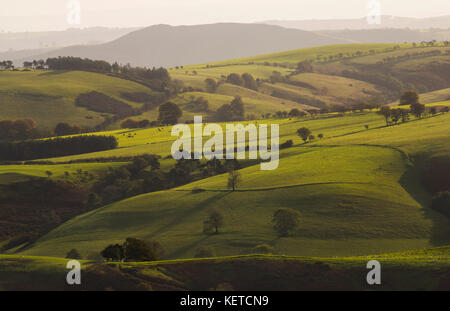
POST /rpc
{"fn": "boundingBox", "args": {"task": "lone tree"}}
[227,169,242,191]
[230,96,245,119]
[205,78,218,93]
[158,102,182,125]
[101,244,124,261]
[377,106,392,126]
[272,208,301,237]
[399,90,419,106]
[203,208,224,234]
[45,170,53,178]
[410,102,425,118]
[66,249,82,259]
[297,127,312,143]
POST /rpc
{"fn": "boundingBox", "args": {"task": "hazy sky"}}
[1,0,449,32]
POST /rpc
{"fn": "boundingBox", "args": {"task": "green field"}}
[14,112,450,259]
[0,42,449,291]
[0,70,156,130]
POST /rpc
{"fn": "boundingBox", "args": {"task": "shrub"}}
[66,248,82,259]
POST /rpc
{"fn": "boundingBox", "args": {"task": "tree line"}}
[0,135,118,161]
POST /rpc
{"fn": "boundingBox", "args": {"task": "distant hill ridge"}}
[15,23,351,68]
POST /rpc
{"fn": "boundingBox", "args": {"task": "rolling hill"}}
[0,70,158,130]
[16,111,450,260]
[16,23,351,68]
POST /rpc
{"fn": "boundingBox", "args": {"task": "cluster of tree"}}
[0,177,91,245]
[54,122,83,136]
[101,238,164,262]
[378,106,410,126]
[269,71,286,84]
[215,96,245,121]
[113,64,171,92]
[204,78,219,93]
[0,60,14,69]
[93,154,162,205]
[377,49,443,65]
[23,60,46,69]
[296,61,314,73]
[46,57,111,72]
[0,135,118,161]
[377,91,430,126]
[226,73,258,91]
[91,156,240,207]
[0,118,38,141]
[297,127,315,143]
[43,57,171,92]
[158,102,183,124]
[184,96,209,112]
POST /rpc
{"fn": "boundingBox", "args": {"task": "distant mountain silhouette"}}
[15,23,350,68]
[262,15,450,30]
[0,27,139,52]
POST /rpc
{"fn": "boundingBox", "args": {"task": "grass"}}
[0,70,156,130]
[185,43,408,68]
[18,112,450,259]
[1,246,450,290]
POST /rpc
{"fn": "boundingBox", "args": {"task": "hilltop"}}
[15,23,351,68]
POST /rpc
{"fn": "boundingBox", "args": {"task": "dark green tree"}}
[203,208,224,234]
[101,244,124,261]
[158,102,182,124]
[66,248,82,259]
[297,127,312,143]
[272,208,301,237]
[399,90,419,106]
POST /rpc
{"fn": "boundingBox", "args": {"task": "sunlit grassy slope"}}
[0,70,156,130]
[182,43,407,68]
[20,112,450,259]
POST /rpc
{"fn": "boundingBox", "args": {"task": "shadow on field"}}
[399,161,450,246]
[146,191,232,240]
